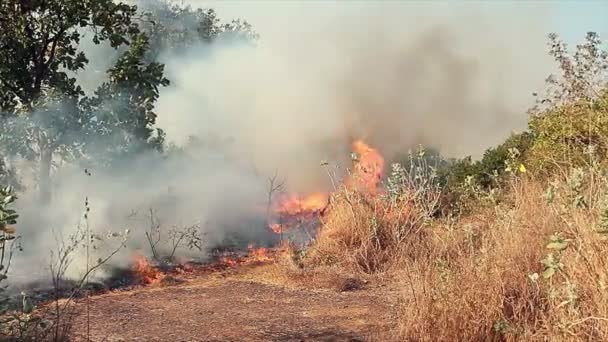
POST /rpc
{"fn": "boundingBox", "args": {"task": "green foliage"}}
[525,32,608,172]
[428,132,533,214]
[0,0,144,201]
[439,132,533,190]
[0,0,258,180]
[0,185,20,315]
[141,4,258,60]
[542,233,569,280]
[527,91,608,171]
[82,33,170,164]
[0,0,140,112]
[434,32,607,195]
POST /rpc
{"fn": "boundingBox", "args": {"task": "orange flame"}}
[345,139,385,195]
[132,254,165,285]
[216,244,277,267]
[247,244,273,262]
[267,139,384,234]
[274,192,329,216]
[268,192,329,234]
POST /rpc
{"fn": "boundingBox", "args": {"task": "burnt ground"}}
[65,264,398,342]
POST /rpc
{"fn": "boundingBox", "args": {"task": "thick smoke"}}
[7,1,557,287]
[156,1,554,190]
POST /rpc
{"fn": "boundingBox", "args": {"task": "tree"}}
[82,33,169,166]
[0,0,258,200]
[139,2,258,61]
[0,0,142,202]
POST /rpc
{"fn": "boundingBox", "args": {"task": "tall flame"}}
[268,139,384,234]
[345,139,385,195]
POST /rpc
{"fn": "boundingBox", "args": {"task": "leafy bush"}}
[525,32,608,172]
[527,90,608,171]
[0,185,20,315]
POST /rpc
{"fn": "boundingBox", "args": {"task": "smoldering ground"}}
[6,0,558,288]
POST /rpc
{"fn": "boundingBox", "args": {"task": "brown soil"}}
[66,265,397,342]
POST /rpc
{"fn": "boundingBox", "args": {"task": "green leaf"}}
[542,267,556,279]
[547,241,568,251]
[541,254,556,267]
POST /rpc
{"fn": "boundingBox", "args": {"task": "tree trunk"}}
[38,133,53,204]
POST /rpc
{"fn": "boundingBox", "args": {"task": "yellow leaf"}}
[518,164,527,173]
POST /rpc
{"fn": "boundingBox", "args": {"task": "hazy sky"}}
[182,0,608,46]
[153,0,607,160]
[554,1,608,43]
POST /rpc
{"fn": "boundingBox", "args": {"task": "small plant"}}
[385,145,443,218]
[542,233,569,280]
[144,208,204,263]
[566,168,587,208]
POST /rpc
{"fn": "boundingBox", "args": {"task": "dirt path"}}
[67,267,397,341]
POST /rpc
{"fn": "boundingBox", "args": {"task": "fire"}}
[247,244,273,262]
[267,139,385,235]
[274,192,329,217]
[215,244,277,267]
[132,254,165,285]
[345,139,385,195]
[268,192,329,234]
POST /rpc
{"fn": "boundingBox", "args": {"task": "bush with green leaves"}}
[0,185,20,315]
[423,131,534,214]
[527,90,608,172]
[525,32,608,172]
[385,146,443,219]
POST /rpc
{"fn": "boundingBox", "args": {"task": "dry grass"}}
[399,176,608,341]
[302,188,435,274]
[290,171,608,341]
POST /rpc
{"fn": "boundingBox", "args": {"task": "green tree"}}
[140,3,258,60]
[0,0,142,202]
[82,33,169,165]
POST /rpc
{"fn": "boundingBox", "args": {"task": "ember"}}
[247,244,273,262]
[132,254,165,285]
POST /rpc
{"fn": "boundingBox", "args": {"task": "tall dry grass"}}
[304,159,442,274]
[295,163,608,340]
[398,171,608,341]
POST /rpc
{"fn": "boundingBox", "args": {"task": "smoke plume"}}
[7,1,557,287]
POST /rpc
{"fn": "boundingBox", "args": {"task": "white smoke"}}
[7,1,562,288]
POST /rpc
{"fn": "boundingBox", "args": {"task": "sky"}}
[554,1,608,44]
[182,0,608,46]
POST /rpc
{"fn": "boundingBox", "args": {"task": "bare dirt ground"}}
[66,264,398,342]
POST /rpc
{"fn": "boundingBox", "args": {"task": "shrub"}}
[304,151,442,274]
[527,90,608,172]
[0,185,19,314]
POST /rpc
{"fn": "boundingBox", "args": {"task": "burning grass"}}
[269,138,608,340]
[302,189,434,274]
[300,174,608,340]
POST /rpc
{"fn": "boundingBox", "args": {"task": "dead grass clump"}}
[280,241,369,292]
[304,188,434,274]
